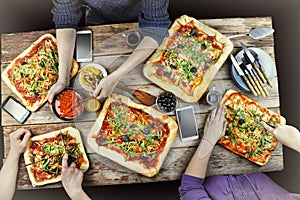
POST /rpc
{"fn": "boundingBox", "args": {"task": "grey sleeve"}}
[138,0,171,44]
[51,0,82,29]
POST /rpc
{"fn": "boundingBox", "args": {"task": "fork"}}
[236,55,261,96]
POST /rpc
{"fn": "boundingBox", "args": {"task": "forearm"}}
[56,28,76,85]
[0,153,20,199]
[285,125,300,153]
[184,139,213,179]
[112,36,158,80]
[291,130,300,154]
[66,188,91,200]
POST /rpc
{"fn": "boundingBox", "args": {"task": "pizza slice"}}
[218,90,286,166]
[23,127,89,187]
[87,93,178,177]
[143,15,233,102]
[1,34,79,112]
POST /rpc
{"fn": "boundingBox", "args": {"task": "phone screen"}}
[76,31,92,62]
[2,97,31,123]
[176,106,199,141]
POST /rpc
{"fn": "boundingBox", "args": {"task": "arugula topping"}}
[224,102,277,157]
[10,43,58,101]
[33,133,83,176]
[99,103,167,161]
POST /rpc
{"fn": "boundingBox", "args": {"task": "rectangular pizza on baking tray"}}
[143,15,233,103]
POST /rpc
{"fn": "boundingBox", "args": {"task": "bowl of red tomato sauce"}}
[51,88,84,121]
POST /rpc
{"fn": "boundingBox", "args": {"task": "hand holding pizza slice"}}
[262,122,300,153]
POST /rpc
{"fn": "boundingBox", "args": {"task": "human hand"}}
[48,81,69,104]
[93,74,119,100]
[9,128,31,156]
[262,122,300,153]
[61,154,84,198]
[197,105,226,159]
[203,105,227,145]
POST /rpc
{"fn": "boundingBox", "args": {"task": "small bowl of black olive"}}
[156,91,178,113]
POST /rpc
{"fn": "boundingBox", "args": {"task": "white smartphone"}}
[2,96,31,124]
[76,30,93,62]
[176,105,199,141]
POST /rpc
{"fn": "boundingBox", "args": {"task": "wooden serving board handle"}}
[117,81,156,106]
[117,81,135,94]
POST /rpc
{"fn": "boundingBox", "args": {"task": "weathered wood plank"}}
[1,50,279,125]
[1,45,278,97]
[1,67,281,125]
[1,77,280,126]
[2,105,281,157]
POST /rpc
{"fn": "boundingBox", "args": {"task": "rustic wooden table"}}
[1,16,283,190]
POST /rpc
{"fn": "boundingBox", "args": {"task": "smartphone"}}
[176,105,199,141]
[76,30,93,62]
[2,96,31,124]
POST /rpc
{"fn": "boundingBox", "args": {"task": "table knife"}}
[244,61,269,97]
[241,56,269,97]
[231,54,257,96]
[236,56,261,96]
[256,71,270,96]
[240,42,267,84]
[249,49,273,87]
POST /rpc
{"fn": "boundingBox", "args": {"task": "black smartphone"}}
[76,30,93,62]
[176,105,199,141]
[2,96,31,123]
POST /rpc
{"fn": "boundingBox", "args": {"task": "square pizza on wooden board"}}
[143,15,233,103]
[218,90,286,166]
[87,93,178,177]
[23,127,89,187]
[1,34,78,112]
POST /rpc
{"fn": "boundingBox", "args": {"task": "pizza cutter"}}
[227,28,274,39]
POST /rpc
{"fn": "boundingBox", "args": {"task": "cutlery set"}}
[231,42,273,97]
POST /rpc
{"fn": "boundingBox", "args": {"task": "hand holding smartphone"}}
[176,105,199,141]
[2,96,31,124]
[76,30,93,62]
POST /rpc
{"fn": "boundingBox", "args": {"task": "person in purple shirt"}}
[179,105,300,200]
[48,0,170,103]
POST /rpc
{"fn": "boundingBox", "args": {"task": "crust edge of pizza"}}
[143,15,234,103]
[87,93,178,177]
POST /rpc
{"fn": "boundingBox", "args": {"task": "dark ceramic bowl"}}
[51,88,84,121]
